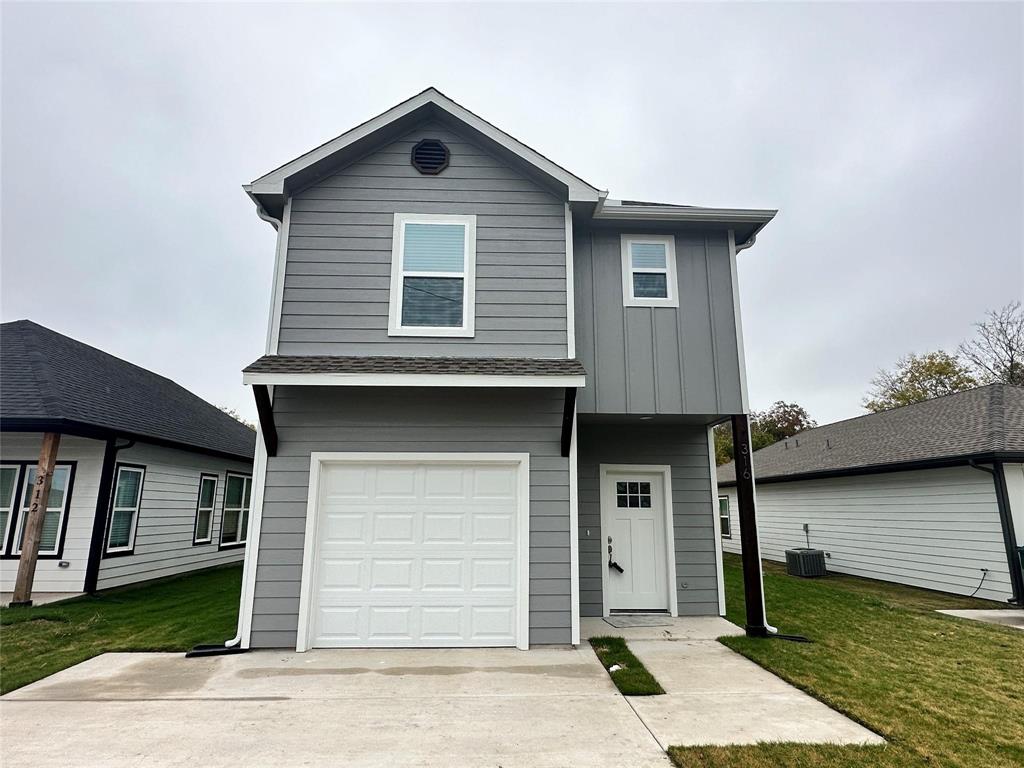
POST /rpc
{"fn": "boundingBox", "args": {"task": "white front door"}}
[602,470,671,612]
[304,457,527,649]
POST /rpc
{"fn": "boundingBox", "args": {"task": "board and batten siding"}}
[720,466,1014,602]
[278,120,568,358]
[573,227,744,416]
[0,433,105,594]
[577,423,721,616]
[250,386,571,649]
[96,442,251,590]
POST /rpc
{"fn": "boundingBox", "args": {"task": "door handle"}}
[607,538,624,573]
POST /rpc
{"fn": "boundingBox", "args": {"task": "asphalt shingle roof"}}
[718,384,1024,484]
[1,320,255,460]
[243,355,587,376]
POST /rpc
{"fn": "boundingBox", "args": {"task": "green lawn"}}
[589,635,665,695]
[669,555,1024,768]
[0,565,241,695]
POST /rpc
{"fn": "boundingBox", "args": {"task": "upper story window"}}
[388,213,476,338]
[621,234,678,307]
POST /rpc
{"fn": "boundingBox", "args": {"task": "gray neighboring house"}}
[0,320,255,601]
[718,385,1024,605]
[234,88,776,651]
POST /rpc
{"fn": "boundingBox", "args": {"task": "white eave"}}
[245,87,602,205]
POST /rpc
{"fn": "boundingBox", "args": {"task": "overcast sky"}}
[2,2,1021,425]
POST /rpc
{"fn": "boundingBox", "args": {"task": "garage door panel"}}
[309,460,524,648]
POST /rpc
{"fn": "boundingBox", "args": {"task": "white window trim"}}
[598,464,678,618]
[387,212,477,337]
[0,464,23,555]
[620,234,679,307]
[295,452,531,653]
[193,474,218,545]
[106,465,145,554]
[220,472,252,548]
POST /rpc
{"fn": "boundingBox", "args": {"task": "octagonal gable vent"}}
[411,139,450,175]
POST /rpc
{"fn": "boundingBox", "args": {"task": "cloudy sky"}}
[2,2,1021,425]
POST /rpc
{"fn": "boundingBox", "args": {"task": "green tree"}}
[958,301,1024,386]
[714,401,817,465]
[863,351,978,413]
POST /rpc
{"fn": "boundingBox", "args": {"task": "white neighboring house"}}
[0,320,256,603]
[717,385,1024,605]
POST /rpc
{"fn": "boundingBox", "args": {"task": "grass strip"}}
[589,635,665,695]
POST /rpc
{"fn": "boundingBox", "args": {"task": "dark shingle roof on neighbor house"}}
[1,320,255,461]
[243,355,587,377]
[718,384,1024,485]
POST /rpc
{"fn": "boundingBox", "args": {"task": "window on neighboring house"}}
[14,465,73,556]
[193,474,218,545]
[220,472,252,547]
[388,213,476,337]
[0,465,21,554]
[621,235,678,307]
[106,465,145,554]
[719,495,732,538]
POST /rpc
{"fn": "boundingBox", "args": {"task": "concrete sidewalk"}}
[627,639,885,748]
[1,648,671,768]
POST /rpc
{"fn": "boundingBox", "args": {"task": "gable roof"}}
[245,87,603,220]
[1,320,255,461]
[718,384,1024,485]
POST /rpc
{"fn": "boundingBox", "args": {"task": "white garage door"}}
[304,456,527,649]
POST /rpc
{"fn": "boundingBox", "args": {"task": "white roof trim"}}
[595,200,777,224]
[242,371,586,388]
[248,88,601,203]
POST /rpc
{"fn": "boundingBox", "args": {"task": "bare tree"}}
[219,406,256,431]
[958,301,1024,386]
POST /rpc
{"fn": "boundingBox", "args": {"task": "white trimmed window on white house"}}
[620,235,678,307]
[388,213,476,337]
[106,465,145,554]
[14,464,73,556]
[193,474,218,545]
[0,465,21,554]
[718,495,732,538]
[220,472,251,548]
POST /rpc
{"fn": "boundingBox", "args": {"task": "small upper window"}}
[107,465,144,553]
[388,213,476,337]
[194,474,218,545]
[718,495,732,539]
[621,235,678,307]
[15,465,72,556]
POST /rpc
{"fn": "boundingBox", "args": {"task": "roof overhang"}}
[245,87,602,220]
[590,199,777,246]
[717,451,1024,487]
[242,372,586,388]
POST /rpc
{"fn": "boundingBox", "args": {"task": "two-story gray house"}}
[229,89,775,651]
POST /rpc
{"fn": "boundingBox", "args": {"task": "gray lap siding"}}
[577,422,721,617]
[249,386,571,648]
[279,121,568,359]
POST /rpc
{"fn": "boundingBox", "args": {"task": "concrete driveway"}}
[0,647,671,768]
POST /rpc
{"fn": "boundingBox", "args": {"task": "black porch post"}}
[731,413,769,637]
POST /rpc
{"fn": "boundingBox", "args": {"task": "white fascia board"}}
[250,88,601,202]
[242,372,587,388]
[594,204,777,225]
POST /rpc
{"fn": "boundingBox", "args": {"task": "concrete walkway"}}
[937,608,1024,631]
[627,639,885,747]
[1,648,671,768]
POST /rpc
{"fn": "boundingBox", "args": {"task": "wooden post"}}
[731,414,769,637]
[10,432,62,607]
